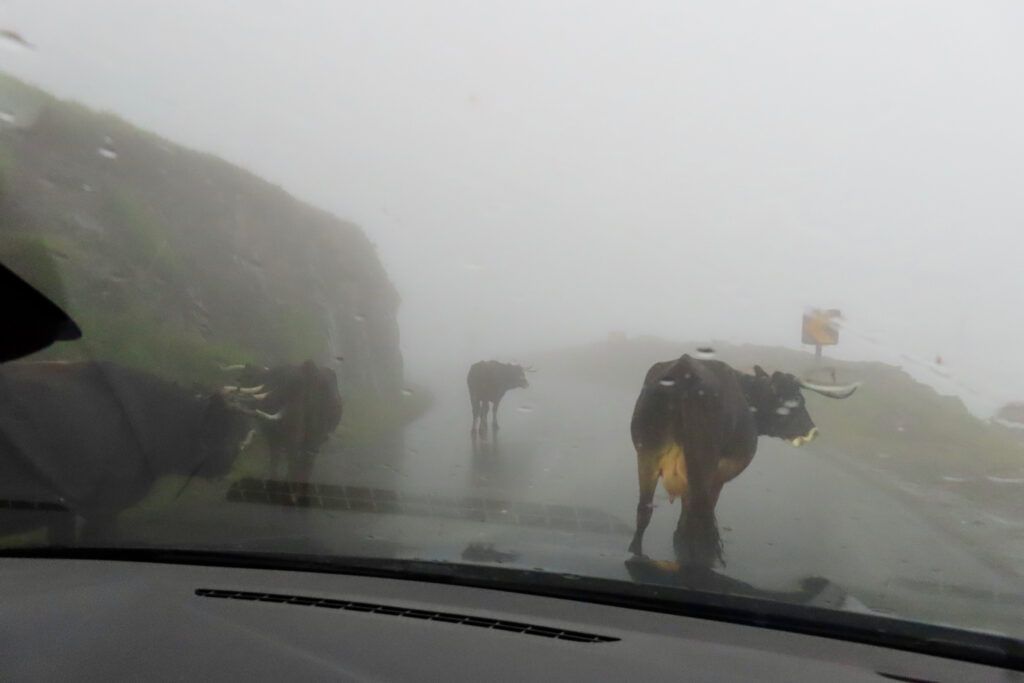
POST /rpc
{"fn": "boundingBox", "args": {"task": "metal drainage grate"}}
[0,499,69,511]
[195,588,619,644]
[225,478,632,535]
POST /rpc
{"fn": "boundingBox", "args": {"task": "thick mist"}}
[3,0,1023,408]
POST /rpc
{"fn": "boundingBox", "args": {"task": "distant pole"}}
[815,344,822,364]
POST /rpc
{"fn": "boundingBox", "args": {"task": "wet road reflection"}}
[312,369,1024,633]
[623,557,847,609]
[117,367,1024,635]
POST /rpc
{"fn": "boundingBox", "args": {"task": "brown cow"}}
[629,354,857,567]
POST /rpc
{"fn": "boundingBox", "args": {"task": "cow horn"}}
[799,379,861,399]
[237,384,264,395]
[254,408,285,421]
[219,364,246,371]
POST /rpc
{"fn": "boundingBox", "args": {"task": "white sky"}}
[2,0,1023,411]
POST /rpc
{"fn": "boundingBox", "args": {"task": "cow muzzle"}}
[791,427,818,447]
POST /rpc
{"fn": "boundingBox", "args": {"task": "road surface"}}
[130,369,1024,636]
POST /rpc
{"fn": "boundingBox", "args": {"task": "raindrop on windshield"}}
[0,29,33,52]
[0,110,15,125]
[400,388,414,397]
[353,313,367,322]
[98,147,118,160]
[659,379,676,387]
[516,405,534,413]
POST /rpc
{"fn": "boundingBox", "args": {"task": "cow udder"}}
[657,443,689,504]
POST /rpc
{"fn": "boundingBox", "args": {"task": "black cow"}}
[0,361,249,543]
[467,360,530,437]
[629,354,857,567]
[222,360,342,482]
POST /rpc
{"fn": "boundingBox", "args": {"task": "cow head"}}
[219,360,343,444]
[509,364,530,389]
[747,366,858,446]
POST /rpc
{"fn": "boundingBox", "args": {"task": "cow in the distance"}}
[467,360,531,438]
[629,354,858,568]
[222,360,342,482]
[0,361,250,543]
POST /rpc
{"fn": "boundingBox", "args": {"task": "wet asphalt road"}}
[128,369,1024,635]
[312,370,1024,632]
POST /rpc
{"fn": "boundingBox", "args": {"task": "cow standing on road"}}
[467,361,530,438]
[222,360,342,483]
[0,361,250,543]
[629,354,858,568]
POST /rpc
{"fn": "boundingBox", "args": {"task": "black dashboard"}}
[0,557,1017,681]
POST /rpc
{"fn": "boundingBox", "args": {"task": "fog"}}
[3,0,1024,410]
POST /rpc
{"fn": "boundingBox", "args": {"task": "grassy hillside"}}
[0,73,415,437]
[534,336,1024,479]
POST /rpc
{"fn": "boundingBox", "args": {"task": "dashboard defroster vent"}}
[195,588,619,643]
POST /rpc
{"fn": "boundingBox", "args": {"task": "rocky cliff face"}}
[0,73,402,399]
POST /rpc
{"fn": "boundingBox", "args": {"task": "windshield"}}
[2,0,1024,655]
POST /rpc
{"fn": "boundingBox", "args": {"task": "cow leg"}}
[471,397,481,435]
[288,449,317,485]
[284,447,308,505]
[491,398,502,432]
[676,482,723,569]
[628,450,660,556]
[478,402,489,437]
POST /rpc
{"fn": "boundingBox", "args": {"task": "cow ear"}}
[754,366,769,379]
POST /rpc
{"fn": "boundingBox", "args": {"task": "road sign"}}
[802,309,841,346]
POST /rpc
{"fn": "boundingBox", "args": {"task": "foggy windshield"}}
[1,0,1023,646]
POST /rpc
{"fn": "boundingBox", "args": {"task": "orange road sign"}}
[802,309,841,345]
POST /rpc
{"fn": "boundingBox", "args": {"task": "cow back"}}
[251,361,342,453]
[632,356,757,462]
[299,362,342,451]
[467,360,519,402]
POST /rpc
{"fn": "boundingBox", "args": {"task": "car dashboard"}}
[0,556,1017,682]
